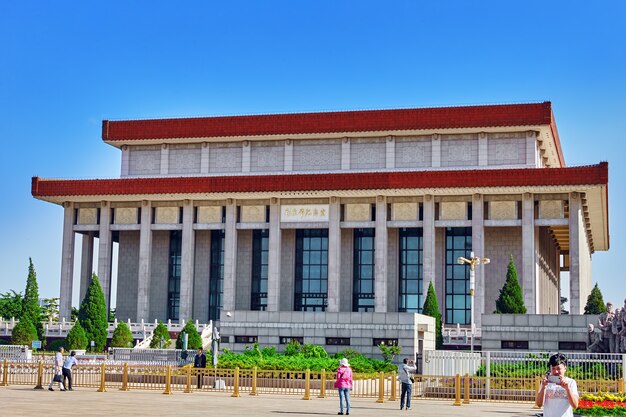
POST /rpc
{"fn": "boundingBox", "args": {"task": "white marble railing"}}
[0,317,212,341]
[443,324,482,345]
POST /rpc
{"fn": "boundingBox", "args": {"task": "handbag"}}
[53,374,63,383]
[409,376,415,383]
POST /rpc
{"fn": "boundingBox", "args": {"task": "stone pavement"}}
[0,386,541,416]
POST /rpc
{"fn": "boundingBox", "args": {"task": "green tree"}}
[110,322,134,348]
[422,281,443,349]
[150,321,171,349]
[11,316,37,345]
[0,290,22,319]
[494,255,527,314]
[21,258,44,340]
[584,283,605,315]
[65,321,87,350]
[78,273,108,351]
[176,321,202,350]
[378,341,401,363]
[41,297,60,322]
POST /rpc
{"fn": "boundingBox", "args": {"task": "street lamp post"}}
[457,251,490,352]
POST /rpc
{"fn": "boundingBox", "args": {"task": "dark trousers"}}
[62,367,73,390]
[196,371,203,389]
[400,382,412,409]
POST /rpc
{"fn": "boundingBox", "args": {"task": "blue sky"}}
[1,2,624,310]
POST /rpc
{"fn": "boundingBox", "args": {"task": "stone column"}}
[375,196,388,312]
[59,203,75,321]
[79,232,94,303]
[136,201,152,321]
[422,195,436,304]
[326,198,341,312]
[471,194,485,328]
[98,201,113,315]
[569,192,583,314]
[222,200,238,312]
[267,199,282,311]
[179,200,195,321]
[522,193,537,314]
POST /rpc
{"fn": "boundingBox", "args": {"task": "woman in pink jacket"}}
[334,358,353,415]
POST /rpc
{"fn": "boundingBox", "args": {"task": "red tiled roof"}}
[32,163,607,198]
[102,102,554,141]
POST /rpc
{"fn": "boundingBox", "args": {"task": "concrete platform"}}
[0,386,540,416]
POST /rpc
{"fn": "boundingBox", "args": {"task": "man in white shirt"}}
[48,347,66,391]
[535,353,579,417]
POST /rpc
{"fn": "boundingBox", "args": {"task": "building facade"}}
[32,102,609,353]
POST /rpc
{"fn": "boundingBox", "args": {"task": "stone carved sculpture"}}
[587,324,603,353]
[597,302,615,353]
[612,307,622,353]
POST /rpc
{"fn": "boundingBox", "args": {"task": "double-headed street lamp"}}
[457,251,490,352]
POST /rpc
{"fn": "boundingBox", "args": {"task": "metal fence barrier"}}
[0,359,624,405]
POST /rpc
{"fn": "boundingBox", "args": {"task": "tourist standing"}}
[334,358,353,415]
[48,347,65,391]
[398,358,416,410]
[194,347,207,389]
[62,351,78,391]
[535,353,579,417]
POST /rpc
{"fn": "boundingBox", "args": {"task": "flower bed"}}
[576,393,626,416]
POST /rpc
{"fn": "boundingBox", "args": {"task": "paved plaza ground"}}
[1,386,541,416]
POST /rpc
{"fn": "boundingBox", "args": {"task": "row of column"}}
[58,192,588,322]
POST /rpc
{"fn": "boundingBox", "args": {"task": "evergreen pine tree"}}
[584,283,605,314]
[78,273,108,351]
[422,281,443,349]
[65,321,87,350]
[11,316,38,345]
[176,320,202,350]
[110,322,134,348]
[495,255,527,314]
[150,321,172,349]
[21,258,44,340]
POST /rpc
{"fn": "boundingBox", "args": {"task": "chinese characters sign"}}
[281,205,329,222]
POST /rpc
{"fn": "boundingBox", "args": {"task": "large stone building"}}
[31,102,609,354]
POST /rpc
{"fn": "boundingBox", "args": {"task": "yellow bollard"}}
[1,358,8,387]
[618,378,624,393]
[184,366,192,393]
[250,367,257,396]
[120,363,129,391]
[318,369,326,398]
[302,369,311,400]
[453,374,462,406]
[34,361,44,390]
[463,373,470,404]
[231,367,240,397]
[163,366,172,395]
[389,371,397,401]
[376,372,385,403]
[533,376,541,409]
[97,363,107,393]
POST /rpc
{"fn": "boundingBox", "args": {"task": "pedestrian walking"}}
[334,358,353,415]
[48,347,65,391]
[194,347,207,389]
[62,351,78,391]
[398,358,416,410]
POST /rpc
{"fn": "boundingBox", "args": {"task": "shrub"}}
[150,321,171,349]
[65,321,87,350]
[334,348,362,360]
[494,255,527,314]
[110,322,134,348]
[283,340,301,356]
[378,342,401,363]
[300,343,328,359]
[11,316,37,345]
[176,320,202,350]
[78,274,108,351]
[422,281,443,349]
